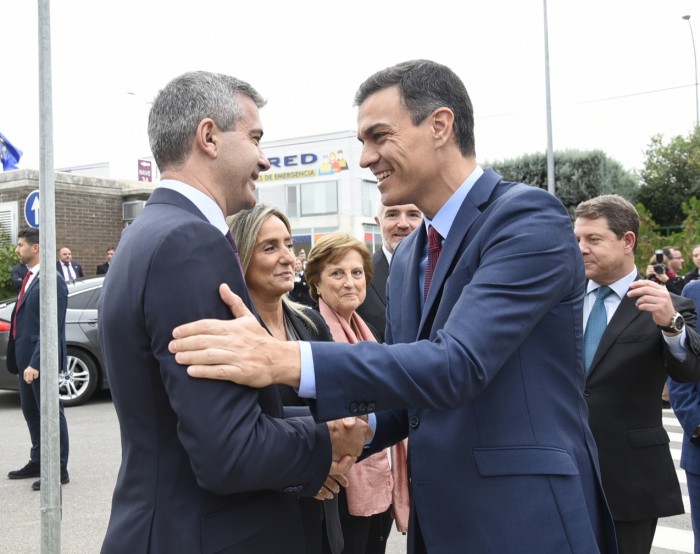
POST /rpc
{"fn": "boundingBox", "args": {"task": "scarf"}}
[318,298,410,531]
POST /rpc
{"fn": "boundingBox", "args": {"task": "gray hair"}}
[354,59,475,157]
[227,204,316,331]
[148,71,266,171]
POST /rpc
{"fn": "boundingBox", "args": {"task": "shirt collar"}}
[423,165,484,240]
[158,179,228,235]
[587,267,638,300]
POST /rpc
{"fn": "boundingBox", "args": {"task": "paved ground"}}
[0,390,407,553]
[1,388,694,554]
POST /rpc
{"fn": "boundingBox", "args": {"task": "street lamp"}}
[543,0,555,194]
[682,15,699,127]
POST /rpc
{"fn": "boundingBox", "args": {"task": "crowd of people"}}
[7,59,700,554]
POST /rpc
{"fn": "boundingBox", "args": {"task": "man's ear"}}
[195,118,219,159]
[432,107,455,149]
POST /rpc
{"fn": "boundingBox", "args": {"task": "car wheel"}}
[59,348,99,407]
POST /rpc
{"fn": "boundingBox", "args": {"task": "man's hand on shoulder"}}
[169,283,302,387]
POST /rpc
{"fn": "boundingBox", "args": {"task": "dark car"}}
[0,276,108,406]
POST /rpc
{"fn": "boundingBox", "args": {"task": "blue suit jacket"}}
[7,270,68,375]
[669,280,700,478]
[309,169,617,553]
[99,188,331,554]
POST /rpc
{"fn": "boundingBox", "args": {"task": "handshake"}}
[315,416,373,500]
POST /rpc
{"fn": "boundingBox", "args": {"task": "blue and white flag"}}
[0,131,22,171]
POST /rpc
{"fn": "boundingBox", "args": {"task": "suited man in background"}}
[10,261,28,293]
[357,202,422,342]
[56,247,84,281]
[668,278,700,554]
[171,60,617,553]
[574,194,700,554]
[99,71,368,553]
[96,246,115,275]
[6,228,70,491]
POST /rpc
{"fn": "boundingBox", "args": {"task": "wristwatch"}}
[658,312,685,334]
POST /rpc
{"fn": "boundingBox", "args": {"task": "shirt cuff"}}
[663,327,688,362]
[297,341,316,399]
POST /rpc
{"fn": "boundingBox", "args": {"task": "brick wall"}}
[0,170,154,277]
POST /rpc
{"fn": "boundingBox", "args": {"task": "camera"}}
[653,249,666,275]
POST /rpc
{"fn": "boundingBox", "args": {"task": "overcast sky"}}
[3,0,700,178]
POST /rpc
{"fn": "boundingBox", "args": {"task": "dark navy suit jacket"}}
[669,281,700,484]
[308,170,617,553]
[99,188,331,554]
[7,269,68,375]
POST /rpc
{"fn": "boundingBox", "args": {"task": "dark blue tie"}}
[584,285,613,375]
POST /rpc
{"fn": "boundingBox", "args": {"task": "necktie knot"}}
[596,285,613,300]
[428,226,442,253]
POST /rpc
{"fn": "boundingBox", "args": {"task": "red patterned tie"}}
[13,270,33,339]
[424,226,443,300]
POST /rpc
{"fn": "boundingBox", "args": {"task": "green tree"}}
[637,127,700,227]
[488,149,637,216]
[0,232,18,299]
[634,198,700,276]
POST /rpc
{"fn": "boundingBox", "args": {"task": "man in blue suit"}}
[6,228,70,491]
[669,279,700,554]
[99,71,368,554]
[170,60,617,552]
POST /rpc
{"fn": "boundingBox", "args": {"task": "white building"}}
[56,130,384,255]
[256,131,382,254]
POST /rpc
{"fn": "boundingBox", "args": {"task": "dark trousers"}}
[613,518,658,554]
[335,487,393,554]
[18,374,69,472]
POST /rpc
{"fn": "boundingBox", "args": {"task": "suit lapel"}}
[587,275,644,376]
[17,271,40,312]
[418,169,502,337]
[400,231,424,340]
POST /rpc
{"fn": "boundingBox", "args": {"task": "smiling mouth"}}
[375,170,392,181]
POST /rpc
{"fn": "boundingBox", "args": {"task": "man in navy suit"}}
[357,202,422,342]
[6,228,70,491]
[10,261,28,292]
[171,60,618,552]
[56,247,84,281]
[99,71,368,553]
[668,279,700,554]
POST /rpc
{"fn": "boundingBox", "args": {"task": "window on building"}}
[363,223,382,253]
[361,180,379,217]
[0,201,18,243]
[286,185,298,218]
[300,181,338,216]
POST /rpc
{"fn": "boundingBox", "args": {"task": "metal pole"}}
[543,0,555,194]
[37,0,62,552]
[683,15,699,127]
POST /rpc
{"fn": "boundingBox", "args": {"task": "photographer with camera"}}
[647,247,685,295]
